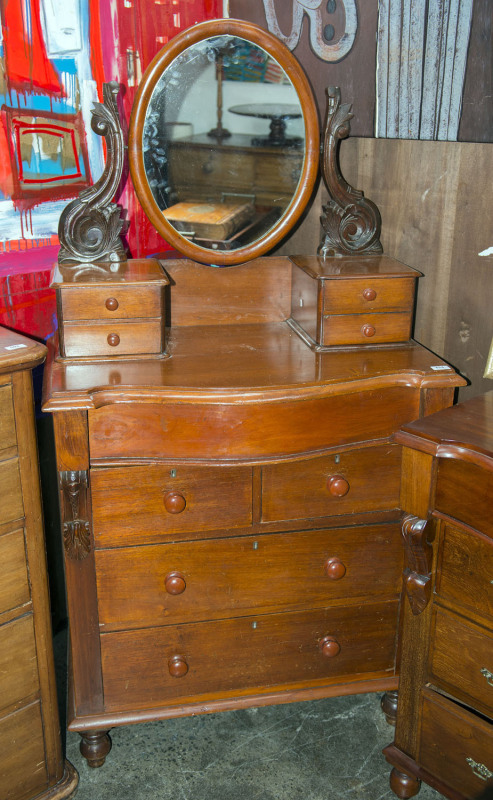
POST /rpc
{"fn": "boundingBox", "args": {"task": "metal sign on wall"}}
[229,0,492,143]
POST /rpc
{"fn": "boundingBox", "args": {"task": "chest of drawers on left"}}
[0,327,77,800]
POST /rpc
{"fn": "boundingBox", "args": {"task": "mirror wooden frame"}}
[129,18,320,266]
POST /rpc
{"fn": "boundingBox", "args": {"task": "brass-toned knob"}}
[319,636,341,658]
[105,297,119,311]
[327,475,350,497]
[324,557,346,580]
[163,491,186,514]
[362,288,377,301]
[361,324,376,338]
[168,655,188,678]
[165,571,186,595]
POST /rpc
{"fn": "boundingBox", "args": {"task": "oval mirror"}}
[129,19,320,266]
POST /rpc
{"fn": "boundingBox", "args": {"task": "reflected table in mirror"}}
[228,103,303,147]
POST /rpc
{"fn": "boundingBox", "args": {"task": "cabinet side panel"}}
[52,410,104,719]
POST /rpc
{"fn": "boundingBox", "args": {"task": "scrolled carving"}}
[401,514,434,615]
[58,82,126,265]
[59,470,91,560]
[319,86,382,258]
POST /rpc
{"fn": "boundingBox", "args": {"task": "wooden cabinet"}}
[42,257,466,768]
[384,391,493,800]
[0,328,78,800]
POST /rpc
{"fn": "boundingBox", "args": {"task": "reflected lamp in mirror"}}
[129,19,320,265]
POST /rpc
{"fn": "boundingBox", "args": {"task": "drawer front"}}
[95,524,403,631]
[170,148,254,193]
[0,383,16,451]
[0,529,30,616]
[321,312,412,346]
[436,523,493,622]
[89,388,418,461]
[323,277,415,315]
[60,284,163,321]
[254,153,302,196]
[262,445,401,523]
[101,600,398,711]
[62,319,164,358]
[0,615,39,713]
[418,689,493,798]
[429,606,493,718]
[0,702,48,800]
[0,458,24,526]
[436,458,493,539]
[91,464,253,547]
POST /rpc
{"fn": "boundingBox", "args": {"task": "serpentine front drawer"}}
[100,600,399,713]
[95,523,403,631]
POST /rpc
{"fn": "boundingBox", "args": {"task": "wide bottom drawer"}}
[101,601,398,712]
[418,689,493,798]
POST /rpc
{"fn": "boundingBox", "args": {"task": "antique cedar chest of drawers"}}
[384,392,493,800]
[0,328,78,800]
[42,257,466,766]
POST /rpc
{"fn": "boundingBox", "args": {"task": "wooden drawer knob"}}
[164,491,186,514]
[361,324,376,338]
[168,655,188,678]
[362,288,377,301]
[107,333,120,347]
[327,475,350,497]
[319,636,341,658]
[165,571,186,595]
[324,557,346,580]
[105,297,119,311]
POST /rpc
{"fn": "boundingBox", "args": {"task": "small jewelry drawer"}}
[418,689,493,797]
[100,600,399,712]
[0,529,30,616]
[429,606,493,719]
[95,523,403,631]
[91,463,253,548]
[0,384,16,451]
[0,615,39,713]
[58,283,163,321]
[261,444,401,523]
[321,312,412,347]
[323,277,415,315]
[0,458,24,526]
[61,319,164,358]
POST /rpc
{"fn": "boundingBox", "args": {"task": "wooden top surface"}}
[395,391,493,464]
[0,327,46,374]
[51,258,169,288]
[290,254,422,279]
[43,321,465,411]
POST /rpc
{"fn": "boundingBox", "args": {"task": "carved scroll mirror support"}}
[58,81,126,266]
[319,86,383,257]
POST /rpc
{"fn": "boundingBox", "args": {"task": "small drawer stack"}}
[289,254,420,349]
[0,328,77,800]
[385,392,493,800]
[51,258,169,359]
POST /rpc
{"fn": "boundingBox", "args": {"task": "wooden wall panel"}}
[339,138,493,401]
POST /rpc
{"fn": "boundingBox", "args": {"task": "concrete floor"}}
[62,683,446,800]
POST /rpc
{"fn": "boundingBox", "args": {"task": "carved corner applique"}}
[318,86,383,258]
[401,514,435,615]
[58,81,127,266]
[59,470,91,560]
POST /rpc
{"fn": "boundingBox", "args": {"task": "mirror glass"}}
[143,35,305,254]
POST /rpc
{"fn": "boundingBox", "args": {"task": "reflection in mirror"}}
[143,35,306,252]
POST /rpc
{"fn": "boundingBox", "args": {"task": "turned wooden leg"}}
[79,729,112,768]
[390,767,421,799]
[381,690,399,725]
